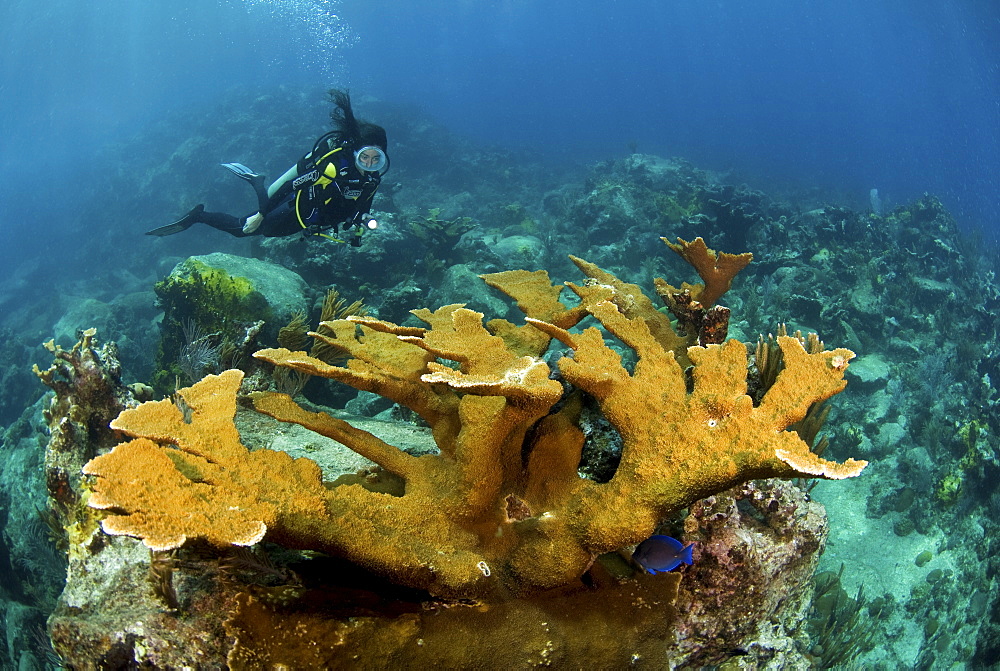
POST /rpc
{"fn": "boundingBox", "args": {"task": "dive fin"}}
[220,162,262,180]
[221,162,269,211]
[146,204,204,236]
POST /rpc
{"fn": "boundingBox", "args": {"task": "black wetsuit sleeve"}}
[263,186,291,214]
[355,178,380,217]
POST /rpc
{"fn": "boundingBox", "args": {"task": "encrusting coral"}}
[82,237,866,600]
[34,328,136,515]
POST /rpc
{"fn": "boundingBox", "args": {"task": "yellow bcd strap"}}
[293,147,349,243]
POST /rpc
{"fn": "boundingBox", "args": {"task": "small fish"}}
[632,535,694,574]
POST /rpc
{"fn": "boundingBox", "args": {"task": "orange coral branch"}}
[250,391,420,480]
[480,269,587,330]
[85,370,332,551]
[568,255,689,358]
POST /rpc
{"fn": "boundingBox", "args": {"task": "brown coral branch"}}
[699,305,731,345]
[662,236,753,307]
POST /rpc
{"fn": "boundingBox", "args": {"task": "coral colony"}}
[59,237,866,665]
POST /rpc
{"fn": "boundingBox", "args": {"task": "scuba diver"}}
[147,89,388,247]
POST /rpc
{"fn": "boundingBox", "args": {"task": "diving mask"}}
[354,146,389,174]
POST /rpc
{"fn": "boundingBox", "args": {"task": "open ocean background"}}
[1,0,997,275]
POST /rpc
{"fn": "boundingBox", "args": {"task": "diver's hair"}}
[327,89,387,151]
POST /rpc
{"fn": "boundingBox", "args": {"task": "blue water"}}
[0,0,996,276]
[350,0,998,216]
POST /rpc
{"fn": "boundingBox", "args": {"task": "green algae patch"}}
[152,258,272,394]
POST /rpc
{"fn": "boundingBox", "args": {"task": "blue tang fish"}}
[632,535,694,574]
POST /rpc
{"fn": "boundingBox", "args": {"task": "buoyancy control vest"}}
[289,134,381,237]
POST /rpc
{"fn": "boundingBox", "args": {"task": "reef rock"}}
[172,252,308,323]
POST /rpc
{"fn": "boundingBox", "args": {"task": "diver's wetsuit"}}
[184,139,381,240]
